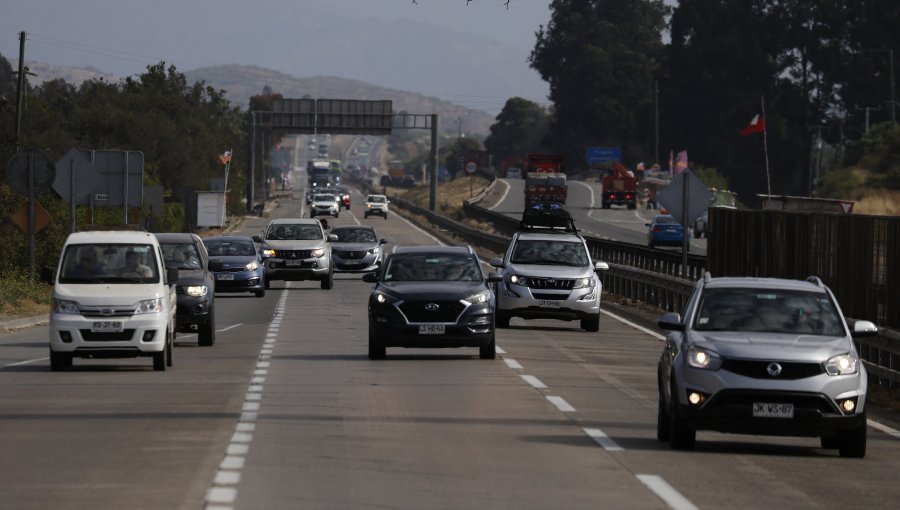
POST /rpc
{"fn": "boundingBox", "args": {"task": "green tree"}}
[484,97,549,167]
[530,0,669,167]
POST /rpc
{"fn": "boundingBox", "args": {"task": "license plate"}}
[418,324,445,335]
[752,402,794,418]
[285,260,304,266]
[91,321,124,333]
[538,300,561,308]
[216,273,235,280]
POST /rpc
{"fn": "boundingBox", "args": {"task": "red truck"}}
[601,163,637,209]
[524,154,567,207]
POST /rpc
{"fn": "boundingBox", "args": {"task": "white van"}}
[47,230,178,371]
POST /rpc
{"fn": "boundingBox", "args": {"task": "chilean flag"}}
[218,151,232,165]
[740,115,765,136]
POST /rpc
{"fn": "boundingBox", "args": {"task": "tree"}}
[484,97,549,166]
[530,0,669,167]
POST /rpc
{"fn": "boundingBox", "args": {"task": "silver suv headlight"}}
[135,298,164,314]
[825,353,859,376]
[508,274,529,286]
[573,277,595,289]
[311,248,326,258]
[687,346,722,370]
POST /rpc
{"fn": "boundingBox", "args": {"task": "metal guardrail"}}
[350,176,899,386]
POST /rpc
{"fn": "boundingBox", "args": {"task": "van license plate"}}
[216,273,235,280]
[752,403,794,418]
[92,321,124,333]
[418,324,445,335]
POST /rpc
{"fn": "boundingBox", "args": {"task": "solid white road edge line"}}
[547,395,576,412]
[635,474,699,510]
[868,419,900,440]
[217,323,243,333]
[488,179,511,211]
[599,308,666,341]
[1,357,49,368]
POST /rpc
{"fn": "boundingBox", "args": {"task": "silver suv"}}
[489,206,608,331]
[254,218,338,290]
[656,273,877,457]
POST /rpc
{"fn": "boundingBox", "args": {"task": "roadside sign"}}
[656,170,713,226]
[9,200,51,233]
[465,161,477,174]
[53,148,98,205]
[586,147,621,164]
[6,149,55,196]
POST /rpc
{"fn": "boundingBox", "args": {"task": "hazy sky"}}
[1,0,553,75]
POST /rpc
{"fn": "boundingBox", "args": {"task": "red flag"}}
[674,150,688,175]
[740,115,765,136]
[218,151,232,165]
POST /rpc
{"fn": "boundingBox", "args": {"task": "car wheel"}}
[656,383,671,441]
[153,345,167,371]
[479,335,496,359]
[495,310,510,329]
[321,268,334,290]
[384,213,388,220]
[364,213,368,219]
[668,381,696,449]
[335,212,339,218]
[368,326,386,360]
[820,435,839,449]
[199,308,216,346]
[581,313,600,332]
[49,350,71,372]
[838,416,867,458]
[166,328,174,367]
[264,278,271,290]
[255,288,266,298]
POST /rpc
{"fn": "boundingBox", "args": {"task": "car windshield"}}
[383,254,482,282]
[161,242,203,270]
[367,196,387,203]
[314,194,335,201]
[694,288,845,336]
[333,228,377,243]
[205,239,257,257]
[510,240,590,266]
[266,224,323,241]
[655,216,678,225]
[59,243,159,283]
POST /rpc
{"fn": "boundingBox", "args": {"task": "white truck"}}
[46,230,178,371]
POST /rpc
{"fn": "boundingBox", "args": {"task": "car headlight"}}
[134,298,163,314]
[373,291,396,305]
[573,277,595,289]
[687,346,722,370]
[311,248,326,258]
[244,260,259,271]
[185,285,208,297]
[509,274,528,286]
[825,353,859,376]
[464,290,491,305]
[261,247,276,258]
[368,247,380,254]
[53,298,80,314]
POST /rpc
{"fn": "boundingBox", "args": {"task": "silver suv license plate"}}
[752,402,794,418]
[418,324,445,335]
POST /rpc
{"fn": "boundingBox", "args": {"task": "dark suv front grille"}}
[526,278,575,290]
[399,300,467,323]
[722,359,824,380]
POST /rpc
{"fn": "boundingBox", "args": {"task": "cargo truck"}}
[601,163,637,209]
[524,154,567,207]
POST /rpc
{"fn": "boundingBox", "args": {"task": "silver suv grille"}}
[276,249,314,259]
[526,278,574,290]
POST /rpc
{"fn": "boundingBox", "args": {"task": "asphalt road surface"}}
[1,169,898,509]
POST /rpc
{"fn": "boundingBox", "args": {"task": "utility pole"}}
[854,105,881,133]
[654,80,659,165]
[14,31,26,151]
[890,48,896,127]
[807,125,826,195]
[429,114,439,211]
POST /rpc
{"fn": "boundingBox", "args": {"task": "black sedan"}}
[203,236,266,297]
[156,233,217,346]
[363,245,502,360]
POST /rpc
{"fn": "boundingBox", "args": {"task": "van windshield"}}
[59,244,159,283]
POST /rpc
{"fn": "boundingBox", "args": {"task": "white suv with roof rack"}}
[489,204,608,331]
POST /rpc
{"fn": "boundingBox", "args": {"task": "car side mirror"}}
[851,320,878,338]
[657,312,684,331]
[328,234,338,242]
[166,267,179,285]
[487,271,503,283]
[594,261,609,272]
[252,235,262,243]
[362,272,379,283]
[489,257,504,268]
[380,238,388,244]
[645,223,651,227]
[40,266,54,284]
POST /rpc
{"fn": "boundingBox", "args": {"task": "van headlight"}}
[135,298,164,314]
[825,353,859,376]
[185,285,208,297]
[687,346,722,370]
[53,299,80,314]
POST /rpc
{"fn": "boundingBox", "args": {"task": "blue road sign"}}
[586,147,621,164]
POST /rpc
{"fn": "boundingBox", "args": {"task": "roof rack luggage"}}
[519,202,577,233]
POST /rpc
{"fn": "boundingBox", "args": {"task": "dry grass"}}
[853,189,900,216]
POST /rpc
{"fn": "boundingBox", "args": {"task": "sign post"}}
[655,170,713,276]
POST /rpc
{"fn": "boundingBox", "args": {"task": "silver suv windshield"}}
[694,288,844,336]
[510,240,589,266]
[266,224,323,241]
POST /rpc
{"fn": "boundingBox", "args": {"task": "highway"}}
[489,177,709,255]
[1,162,899,509]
